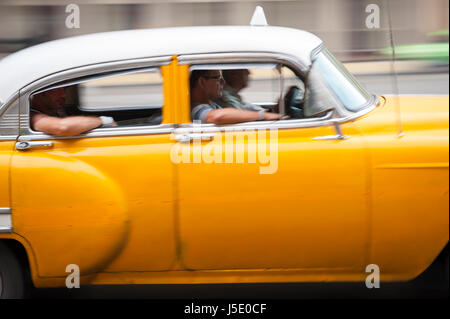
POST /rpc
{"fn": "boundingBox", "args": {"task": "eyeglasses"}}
[202,75,223,81]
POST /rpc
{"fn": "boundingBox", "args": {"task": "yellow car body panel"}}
[0,142,13,210]
[354,96,449,281]
[176,123,370,272]
[7,135,178,286]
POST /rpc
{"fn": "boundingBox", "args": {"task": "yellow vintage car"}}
[0,23,448,298]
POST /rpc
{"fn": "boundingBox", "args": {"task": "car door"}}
[174,58,370,274]
[10,58,179,279]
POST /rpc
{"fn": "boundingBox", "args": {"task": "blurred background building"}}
[0,0,448,60]
[0,0,448,96]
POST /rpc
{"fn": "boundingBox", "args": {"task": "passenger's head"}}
[222,69,250,91]
[32,87,67,113]
[190,70,224,102]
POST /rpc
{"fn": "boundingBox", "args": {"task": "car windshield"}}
[313,48,372,112]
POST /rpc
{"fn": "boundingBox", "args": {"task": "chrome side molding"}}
[313,123,348,141]
[0,208,12,233]
[174,133,215,143]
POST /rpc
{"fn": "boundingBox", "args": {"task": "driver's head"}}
[190,70,224,101]
[32,87,67,113]
[222,69,250,91]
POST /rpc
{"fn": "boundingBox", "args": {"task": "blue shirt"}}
[191,101,222,123]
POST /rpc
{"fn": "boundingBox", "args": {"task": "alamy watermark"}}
[65,4,80,29]
[65,264,80,288]
[170,122,279,174]
[365,4,380,29]
[365,264,380,288]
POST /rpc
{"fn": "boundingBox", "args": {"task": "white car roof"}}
[0,26,322,103]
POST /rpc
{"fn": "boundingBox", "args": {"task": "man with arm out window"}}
[30,87,116,137]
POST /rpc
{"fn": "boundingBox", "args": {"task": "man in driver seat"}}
[215,69,266,112]
[216,69,302,118]
[190,69,281,124]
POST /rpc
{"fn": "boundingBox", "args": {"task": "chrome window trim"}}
[19,56,172,138]
[310,43,325,61]
[20,56,172,97]
[190,63,279,71]
[0,92,19,118]
[178,52,310,73]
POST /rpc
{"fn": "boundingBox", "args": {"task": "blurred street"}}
[31,278,448,299]
[31,250,449,299]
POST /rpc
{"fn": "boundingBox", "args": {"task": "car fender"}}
[10,152,130,280]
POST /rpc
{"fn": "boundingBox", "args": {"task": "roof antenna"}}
[250,6,268,26]
[386,0,403,138]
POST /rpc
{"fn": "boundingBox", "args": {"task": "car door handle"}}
[16,141,54,151]
[174,133,215,143]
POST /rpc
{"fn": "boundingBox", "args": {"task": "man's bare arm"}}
[205,108,281,125]
[32,114,105,137]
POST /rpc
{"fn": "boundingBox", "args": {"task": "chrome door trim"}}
[175,101,377,134]
[313,123,348,140]
[0,136,17,141]
[313,134,347,141]
[0,208,12,233]
[173,133,216,143]
[18,124,176,142]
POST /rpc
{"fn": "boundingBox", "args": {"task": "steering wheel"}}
[283,86,304,118]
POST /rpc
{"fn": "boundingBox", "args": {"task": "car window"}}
[78,68,163,111]
[310,49,372,113]
[29,67,164,128]
[189,63,309,122]
[238,66,281,106]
